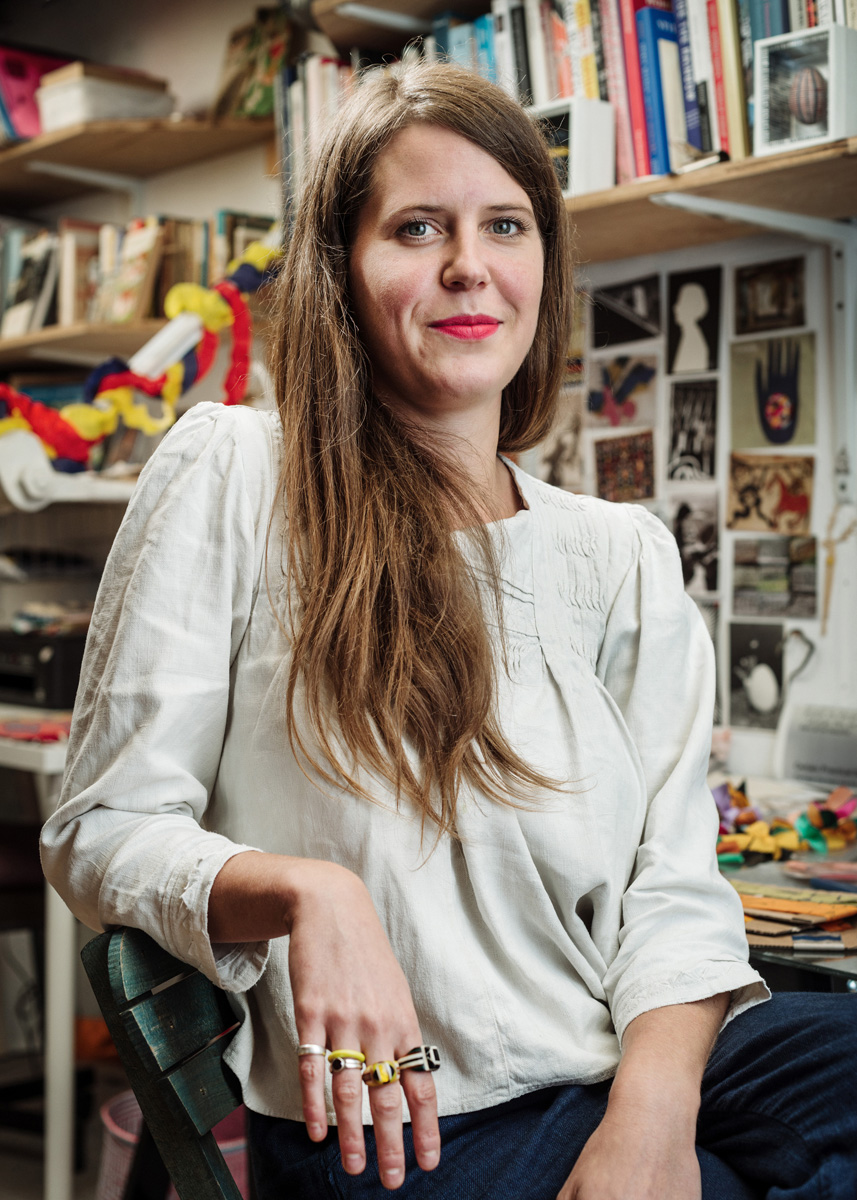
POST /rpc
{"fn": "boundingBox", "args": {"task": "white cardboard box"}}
[528,98,616,197]
[754,24,857,156]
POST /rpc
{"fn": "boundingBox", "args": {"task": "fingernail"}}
[423,1148,440,1169]
[344,1153,363,1172]
[308,1122,324,1140]
[384,1167,404,1188]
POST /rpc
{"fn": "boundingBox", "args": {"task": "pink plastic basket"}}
[95,1090,249,1200]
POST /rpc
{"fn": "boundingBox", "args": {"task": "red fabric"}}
[214,281,253,405]
[0,385,93,461]
[98,370,168,398]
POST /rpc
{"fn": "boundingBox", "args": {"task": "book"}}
[637,7,690,174]
[0,45,69,138]
[211,209,274,282]
[674,0,704,150]
[0,229,58,337]
[735,0,755,138]
[618,0,652,175]
[431,11,465,58]
[447,21,476,69]
[155,217,210,314]
[544,0,573,97]
[589,0,609,101]
[57,217,100,327]
[566,0,602,98]
[748,0,790,39]
[510,0,535,104]
[474,13,498,81]
[707,0,732,156]
[686,0,720,152]
[717,0,750,159]
[598,0,636,182]
[492,0,520,96]
[91,219,163,325]
[523,0,551,104]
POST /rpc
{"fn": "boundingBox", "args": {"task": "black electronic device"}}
[0,632,86,708]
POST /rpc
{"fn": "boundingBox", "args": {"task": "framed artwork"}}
[733,536,817,618]
[726,453,814,535]
[729,622,785,730]
[735,256,805,335]
[593,430,655,502]
[730,334,815,449]
[667,266,722,373]
[668,490,719,595]
[667,379,718,481]
[591,275,661,347]
[586,354,657,428]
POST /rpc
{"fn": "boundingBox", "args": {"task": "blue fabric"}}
[248,993,856,1198]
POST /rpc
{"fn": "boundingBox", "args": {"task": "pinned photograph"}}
[566,291,590,385]
[694,598,722,724]
[593,430,654,503]
[591,275,660,347]
[731,334,815,449]
[667,267,722,374]
[534,387,585,491]
[727,453,813,535]
[586,354,657,428]
[733,536,817,618]
[735,256,805,335]
[730,622,785,730]
[667,380,717,481]
[669,490,719,595]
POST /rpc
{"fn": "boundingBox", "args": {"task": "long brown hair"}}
[272,61,573,836]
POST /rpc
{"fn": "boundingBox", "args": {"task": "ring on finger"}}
[328,1049,366,1073]
[362,1060,400,1087]
[296,1043,327,1057]
[397,1045,441,1073]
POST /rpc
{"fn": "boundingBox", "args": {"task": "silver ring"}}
[297,1043,327,1057]
[329,1056,365,1072]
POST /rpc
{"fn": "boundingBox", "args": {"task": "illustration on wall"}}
[729,622,785,730]
[667,379,717,480]
[731,334,815,449]
[733,536,817,618]
[536,387,584,492]
[726,453,814,534]
[591,275,660,347]
[667,266,722,374]
[586,354,657,427]
[735,256,805,335]
[667,490,719,595]
[593,430,654,502]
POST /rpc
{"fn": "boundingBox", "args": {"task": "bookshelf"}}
[0,319,166,370]
[0,118,274,209]
[312,0,489,52]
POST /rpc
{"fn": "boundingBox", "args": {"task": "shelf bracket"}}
[330,4,431,34]
[27,160,145,215]
[652,191,857,507]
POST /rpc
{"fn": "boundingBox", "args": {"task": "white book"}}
[790,0,809,29]
[522,0,550,105]
[686,0,720,153]
[817,0,834,21]
[492,0,519,97]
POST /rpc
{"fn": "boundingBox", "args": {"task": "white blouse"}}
[41,402,768,1124]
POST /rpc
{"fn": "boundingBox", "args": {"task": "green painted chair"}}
[81,926,247,1200]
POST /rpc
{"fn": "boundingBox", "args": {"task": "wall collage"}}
[520,252,820,740]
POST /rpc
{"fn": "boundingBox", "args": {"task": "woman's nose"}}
[441,233,490,290]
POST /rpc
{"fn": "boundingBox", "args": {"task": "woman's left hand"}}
[557,1093,701,1200]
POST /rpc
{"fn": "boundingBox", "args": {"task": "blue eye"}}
[402,220,430,238]
[491,218,522,236]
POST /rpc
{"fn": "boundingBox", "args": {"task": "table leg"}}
[34,772,75,1200]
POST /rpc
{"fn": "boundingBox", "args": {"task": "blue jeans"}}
[248,993,857,1198]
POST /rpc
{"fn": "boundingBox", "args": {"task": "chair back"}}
[81,927,245,1200]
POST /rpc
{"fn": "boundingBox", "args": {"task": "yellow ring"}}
[327,1049,365,1064]
[362,1060,400,1087]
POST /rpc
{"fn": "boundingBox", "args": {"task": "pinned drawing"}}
[667,267,722,373]
[730,623,785,730]
[586,355,657,427]
[593,430,655,503]
[667,380,717,480]
[735,256,805,335]
[591,275,660,347]
[731,334,815,449]
[726,453,813,535]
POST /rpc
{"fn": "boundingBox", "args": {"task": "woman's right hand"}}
[209,852,440,1190]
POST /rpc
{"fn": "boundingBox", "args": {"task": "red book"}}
[0,46,69,138]
[618,0,651,175]
[599,0,636,183]
[706,0,730,156]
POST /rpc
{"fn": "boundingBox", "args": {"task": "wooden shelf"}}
[312,0,489,52]
[570,137,857,263]
[0,118,274,209]
[0,320,166,370]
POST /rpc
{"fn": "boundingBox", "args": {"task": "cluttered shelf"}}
[312,0,490,52]
[0,118,275,209]
[0,319,165,370]
[569,135,857,263]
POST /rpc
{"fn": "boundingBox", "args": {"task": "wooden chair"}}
[81,926,247,1200]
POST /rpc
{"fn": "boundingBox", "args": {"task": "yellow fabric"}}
[164,282,233,332]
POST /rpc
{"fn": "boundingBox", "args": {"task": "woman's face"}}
[348,124,544,431]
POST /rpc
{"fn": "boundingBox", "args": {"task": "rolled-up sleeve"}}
[597,506,769,1044]
[40,402,272,991]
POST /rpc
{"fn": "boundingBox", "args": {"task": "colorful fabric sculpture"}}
[0,238,281,473]
[715,780,857,865]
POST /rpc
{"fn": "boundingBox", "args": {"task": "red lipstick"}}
[430,314,500,340]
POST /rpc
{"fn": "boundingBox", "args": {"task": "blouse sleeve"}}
[40,402,273,991]
[596,505,769,1045]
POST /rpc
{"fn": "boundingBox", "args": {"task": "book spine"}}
[447,22,476,69]
[805,0,818,26]
[566,0,601,98]
[846,0,857,26]
[548,3,574,97]
[540,1,560,97]
[474,13,499,81]
[510,1,535,103]
[589,0,609,99]
[523,0,551,103]
[687,0,720,150]
[832,0,844,23]
[817,0,834,20]
[431,12,456,56]
[706,0,731,155]
[598,0,636,181]
[674,0,703,148]
[717,0,750,158]
[636,7,671,174]
[619,0,652,173]
[735,0,755,138]
[790,0,809,25]
[492,0,520,95]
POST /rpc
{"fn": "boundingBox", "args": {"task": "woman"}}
[42,64,855,1199]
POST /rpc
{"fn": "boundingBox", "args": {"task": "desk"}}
[0,705,74,1200]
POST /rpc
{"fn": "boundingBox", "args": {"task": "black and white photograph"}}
[591,274,661,347]
[533,387,585,491]
[735,256,805,335]
[729,622,785,730]
[668,490,719,595]
[666,266,722,374]
[667,379,717,481]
